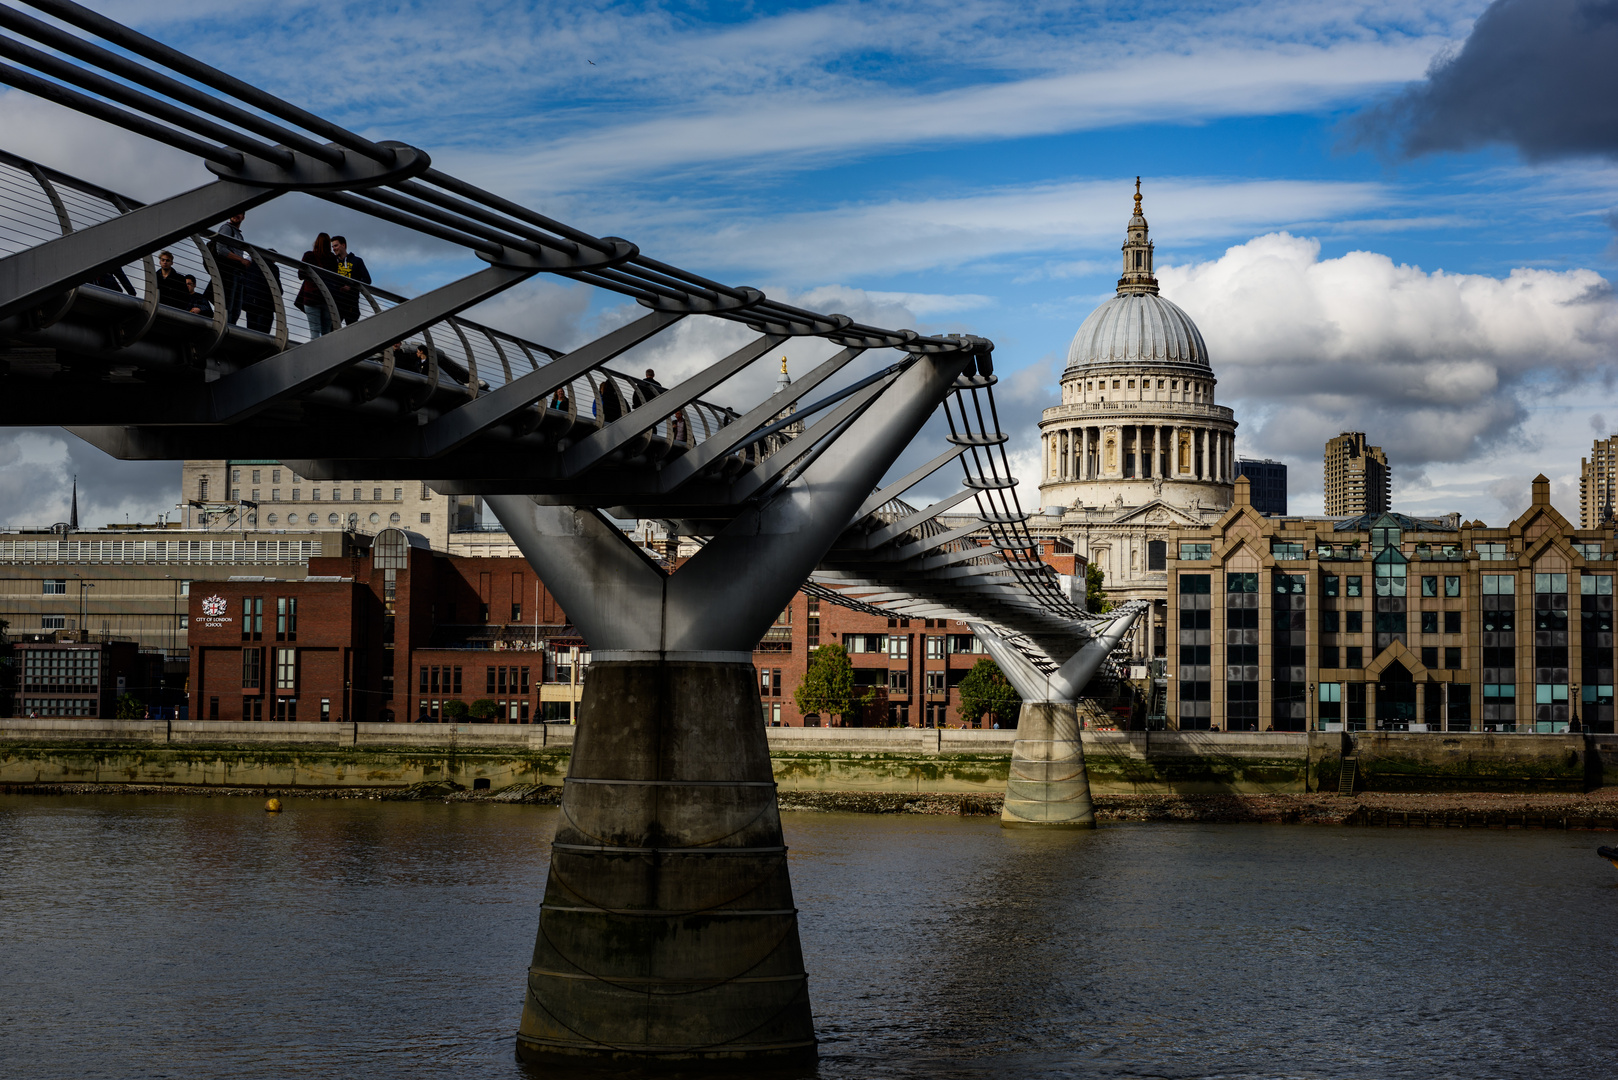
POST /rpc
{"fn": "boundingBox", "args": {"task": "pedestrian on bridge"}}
[182,274,213,319]
[210,212,252,324]
[295,232,338,338]
[154,250,189,309]
[331,236,371,325]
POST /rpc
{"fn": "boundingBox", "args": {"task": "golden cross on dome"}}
[781,356,789,374]
[1134,176,1142,213]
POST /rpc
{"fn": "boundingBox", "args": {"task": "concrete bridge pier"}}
[973,607,1144,828]
[488,346,977,1064]
[516,653,813,1063]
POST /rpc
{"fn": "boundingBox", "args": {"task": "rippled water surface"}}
[2,794,1616,1079]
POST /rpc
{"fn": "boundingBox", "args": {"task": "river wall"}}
[2,720,1615,793]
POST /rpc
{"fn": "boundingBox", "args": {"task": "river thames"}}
[2,794,1615,1079]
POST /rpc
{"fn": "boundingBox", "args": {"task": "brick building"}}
[1166,476,1614,734]
[187,525,1087,728]
[14,638,162,718]
[188,528,580,724]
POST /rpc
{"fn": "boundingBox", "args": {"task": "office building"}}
[1235,458,1287,515]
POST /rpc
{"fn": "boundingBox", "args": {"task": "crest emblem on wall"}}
[201,595,228,618]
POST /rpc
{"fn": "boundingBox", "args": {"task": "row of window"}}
[200,478,436,502]
[240,597,297,642]
[842,633,987,657]
[240,646,299,690]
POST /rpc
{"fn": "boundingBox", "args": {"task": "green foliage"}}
[793,643,873,724]
[1086,562,1111,613]
[114,692,144,720]
[467,698,498,720]
[957,657,1021,726]
[442,699,471,721]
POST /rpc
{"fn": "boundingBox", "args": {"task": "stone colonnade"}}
[1044,424,1234,484]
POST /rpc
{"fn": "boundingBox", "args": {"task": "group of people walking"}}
[112,212,373,342]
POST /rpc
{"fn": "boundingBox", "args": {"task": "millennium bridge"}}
[0,0,1142,1063]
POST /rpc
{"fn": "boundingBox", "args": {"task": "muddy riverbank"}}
[8,780,1618,828]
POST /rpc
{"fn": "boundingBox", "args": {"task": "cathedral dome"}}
[1064,292,1209,372]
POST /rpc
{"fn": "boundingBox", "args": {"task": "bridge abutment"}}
[516,657,816,1064]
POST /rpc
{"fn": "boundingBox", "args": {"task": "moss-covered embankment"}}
[2,721,1615,796]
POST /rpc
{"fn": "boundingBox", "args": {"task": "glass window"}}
[42,579,66,594]
[1582,574,1614,595]
[1323,574,1339,597]
[1421,612,1438,634]
[1178,542,1212,561]
[1534,573,1568,594]
[1346,576,1362,597]
[274,647,297,690]
[1444,611,1462,634]
[1147,540,1166,571]
[1445,576,1461,597]
[1445,647,1462,669]
[1346,612,1363,633]
[1478,542,1510,561]
[1421,576,1438,596]
[1321,611,1339,633]
[1271,540,1306,560]
[1482,574,1515,595]
[1345,646,1363,668]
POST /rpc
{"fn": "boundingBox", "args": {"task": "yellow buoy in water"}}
[265,798,282,813]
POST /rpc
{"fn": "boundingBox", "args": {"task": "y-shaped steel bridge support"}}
[972,604,1145,828]
[489,348,976,1063]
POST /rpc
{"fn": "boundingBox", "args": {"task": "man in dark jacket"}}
[182,275,214,319]
[331,236,372,325]
[154,250,190,308]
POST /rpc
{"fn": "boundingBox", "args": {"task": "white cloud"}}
[1156,232,1618,514]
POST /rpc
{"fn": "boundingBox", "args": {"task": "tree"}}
[1086,562,1111,613]
[957,657,1021,727]
[793,643,872,725]
[442,699,471,721]
[114,692,144,719]
[467,699,498,720]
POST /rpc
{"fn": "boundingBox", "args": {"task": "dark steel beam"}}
[561,333,786,478]
[207,264,536,421]
[656,346,866,491]
[855,444,971,519]
[416,310,684,458]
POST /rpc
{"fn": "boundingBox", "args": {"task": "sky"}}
[1,0,1616,529]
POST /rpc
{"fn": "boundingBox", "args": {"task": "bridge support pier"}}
[972,606,1144,829]
[489,345,977,1063]
[1002,701,1094,827]
[515,656,814,1064]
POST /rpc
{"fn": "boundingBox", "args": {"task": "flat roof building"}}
[1235,458,1287,515]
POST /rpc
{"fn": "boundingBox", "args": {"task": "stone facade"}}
[1165,475,1615,734]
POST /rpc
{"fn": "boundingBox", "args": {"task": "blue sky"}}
[1,0,1616,526]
